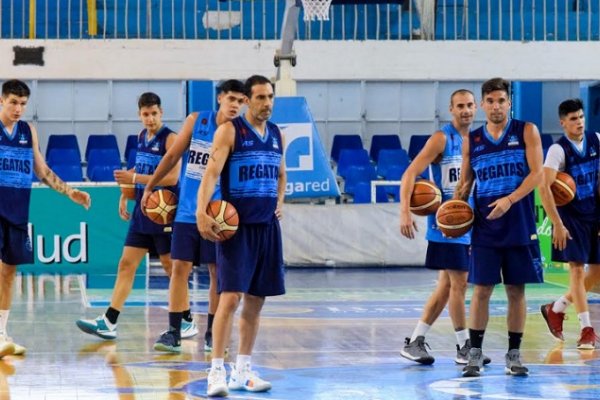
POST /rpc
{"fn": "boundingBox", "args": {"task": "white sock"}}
[578,311,592,329]
[410,321,431,342]
[236,354,251,371]
[0,310,10,337]
[455,329,469,346]
[552,296,570,313]
[211,358,225,369]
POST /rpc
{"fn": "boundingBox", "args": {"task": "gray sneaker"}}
[456,340,492,365]
[400,336,434,365]
[462,347,484,377]
[505,349,529,376]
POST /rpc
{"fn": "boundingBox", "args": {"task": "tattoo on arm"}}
[41,168,71,195]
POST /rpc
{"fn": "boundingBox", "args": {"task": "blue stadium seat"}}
[331,134,363,163]
[51,164,83,182]
[408,135,430,161]
[369,134,402,162]
[127,150,137,170]
[46,134,80,159]
[87,148,121,181]
[124,134,138,162]
[337,148,371,179]
[343,164,377,195]
[377,149,409,179]
[47,148,81,167]
[85,134,120,161]
[541,133,554,158]
[352,181,389,204]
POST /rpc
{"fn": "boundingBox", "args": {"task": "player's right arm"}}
[538,144,571,250]
[399,132,446,239]
[141,113,196,210]
[453,133,474,202]
[196,122,235,242]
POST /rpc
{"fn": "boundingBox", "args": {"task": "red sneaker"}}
[540,302,565,341]
[577,327,598,350]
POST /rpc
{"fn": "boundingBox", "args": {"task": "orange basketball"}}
[207,200,239,241]
[119,184,136,200]
[551,171,576,207]
[435,199,474,238]
[410,179,442,216]
[144,189,178,225]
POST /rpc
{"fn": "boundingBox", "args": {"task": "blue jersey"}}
[131,126,177,234]
[469,119,538,247]
[427,124,471,245]
[0,120,34,226]
[175,111,221,224]
[221,116,283,224]
[556,131,600,221]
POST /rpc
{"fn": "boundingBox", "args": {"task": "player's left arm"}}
[487,122,543,220]
[31,124,91,209]
[275,134,287,220]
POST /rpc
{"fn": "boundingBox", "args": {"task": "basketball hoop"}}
[300,0,333,21]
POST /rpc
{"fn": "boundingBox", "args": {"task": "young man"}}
[454,78,544,377]
[0,79,91,356]
[142,80,245,353]
[76,92,185,340]
[197,75,286,397]
[400,89,490,366]
[539,99,600,349]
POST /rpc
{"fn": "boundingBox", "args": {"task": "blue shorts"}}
[217,220,285,297]
[425,242,470,271]
[469,244,544,285]
[171,222,216,264]
[0,219,32,265]
[124,228,171,255]
[552,218,600,264]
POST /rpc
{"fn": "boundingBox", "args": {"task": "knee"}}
[117,258,138,276]
[219,293,242,313]
[472,286,493,302]
[450,280,468,296]
[505,285,525,302]
[0,266,16,282]
[171,263,192,280]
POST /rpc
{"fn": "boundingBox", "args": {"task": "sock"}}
[578,311,592,329]
[552,296,570,313]
[0,310,9,336]
[182,309,192,322]
[207,313,215,332]
[168,312,183,337]
[455,329,469,346]
[105,307,120,325]
[236,354,251,371]
[469,329,485,349]
[211,358,224,369]
[508,331,523,351]
[410,321,431,342]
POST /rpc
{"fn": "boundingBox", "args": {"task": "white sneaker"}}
[228,363,271,392]
[0,339,14,359]
[180,319,199,339]
[3,337,25,356]
[206,366,228,397]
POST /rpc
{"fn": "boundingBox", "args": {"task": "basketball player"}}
[0,79,91,357]
[539,99,600,349]
[400,89,492,366]
[454,78,544,377]
[197,75,286,397]
[76,92,183,340]
[142,80,245,353]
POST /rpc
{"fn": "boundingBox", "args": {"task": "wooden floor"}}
[5,268,600,399]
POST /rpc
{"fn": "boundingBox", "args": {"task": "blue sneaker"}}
[181,319,198,339]
[153,331,182,353]
[76,315,117,340]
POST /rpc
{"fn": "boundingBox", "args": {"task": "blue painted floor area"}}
[7,267,600,399]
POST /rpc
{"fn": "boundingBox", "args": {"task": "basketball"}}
[410,179,442,216]
[435,200,474,238]
[119,184,136,200]
[206,200,239,241]
[144,189,178,225]
[551,171,576,206]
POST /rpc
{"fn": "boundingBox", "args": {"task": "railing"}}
[2,0,598,41]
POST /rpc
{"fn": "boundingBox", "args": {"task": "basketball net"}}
[300,0,333,21]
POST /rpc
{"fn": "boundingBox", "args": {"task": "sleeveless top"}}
[469,119,538,247]
[220,115,283,224]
